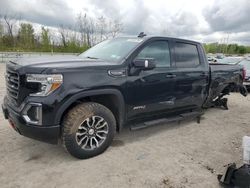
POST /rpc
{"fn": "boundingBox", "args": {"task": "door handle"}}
[165,74,176,78]
[200,72,207,77]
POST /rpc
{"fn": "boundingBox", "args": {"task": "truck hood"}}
[11,55,118,69]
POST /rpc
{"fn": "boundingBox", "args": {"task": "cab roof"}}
[117,35,201,45]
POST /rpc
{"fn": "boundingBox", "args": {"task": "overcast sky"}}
[1,0,250,44]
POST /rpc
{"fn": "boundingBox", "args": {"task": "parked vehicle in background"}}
[237,58,250,89]
[2,35,248,159]
[207,56,218,63]
[215,53,225,59]
[208,56,244,64]
[219,57,244,64]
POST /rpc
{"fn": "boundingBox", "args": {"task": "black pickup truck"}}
[2,35,247,159]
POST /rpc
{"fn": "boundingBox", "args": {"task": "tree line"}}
[0,14,122,53]
[1,14,250,54]
[204,43,250,55]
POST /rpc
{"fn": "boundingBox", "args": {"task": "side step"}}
[130,111,203,131]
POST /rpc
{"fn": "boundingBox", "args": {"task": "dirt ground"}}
[0,63,249,188]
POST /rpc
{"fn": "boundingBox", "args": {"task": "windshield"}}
[79,37,143,62]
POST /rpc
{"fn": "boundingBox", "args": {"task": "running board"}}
[130,111,203,131]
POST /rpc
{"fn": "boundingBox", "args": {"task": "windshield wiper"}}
[86,56,99,59]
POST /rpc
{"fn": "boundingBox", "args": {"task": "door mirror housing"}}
[132,58,156,71]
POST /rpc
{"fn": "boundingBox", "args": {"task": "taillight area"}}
[243,67,246,81]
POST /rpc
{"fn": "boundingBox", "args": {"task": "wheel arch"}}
[55,89,126,132]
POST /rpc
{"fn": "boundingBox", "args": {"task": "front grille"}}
[6,67,20,100]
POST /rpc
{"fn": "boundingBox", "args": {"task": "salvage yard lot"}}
[0,63,249,188]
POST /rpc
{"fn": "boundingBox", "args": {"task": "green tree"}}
[0,23,3,37]
[17,23,35,50]
[204,43,250,55]
[246,46,250,53]
[0,23,3,50]
[204,43,218,54]
[227,44,237,54]
[1,35,14,49]
[237,45,247,54]
[41,27,50,52]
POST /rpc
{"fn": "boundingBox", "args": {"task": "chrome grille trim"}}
[6,67,19,100]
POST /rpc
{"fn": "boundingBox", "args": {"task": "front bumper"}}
[2,97,60,144]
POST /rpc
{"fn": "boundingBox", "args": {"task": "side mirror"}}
[132,58,156,71]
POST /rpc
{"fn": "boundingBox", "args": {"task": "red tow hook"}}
[8,119,16,130]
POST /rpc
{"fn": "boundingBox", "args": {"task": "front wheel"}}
[62,102,116,159]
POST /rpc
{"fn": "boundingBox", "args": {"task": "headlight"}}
[26,74,63,96]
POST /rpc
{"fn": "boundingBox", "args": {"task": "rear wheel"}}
[62,102,116,159]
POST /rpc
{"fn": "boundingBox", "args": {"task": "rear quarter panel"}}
[207,63,243,101]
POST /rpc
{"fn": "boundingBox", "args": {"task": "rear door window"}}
[175,42,200,68]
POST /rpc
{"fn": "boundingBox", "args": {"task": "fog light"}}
[22,103,42,125]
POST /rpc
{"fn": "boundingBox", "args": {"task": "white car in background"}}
[219,56,244,64]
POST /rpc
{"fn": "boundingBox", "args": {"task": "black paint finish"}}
[2,36,246,144]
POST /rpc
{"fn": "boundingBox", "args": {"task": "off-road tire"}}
[62,102,116,159]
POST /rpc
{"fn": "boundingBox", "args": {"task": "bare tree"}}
[109,19,123,38]
[58,24,69,47]
[77,13,97,46]
[77,13,87,46]
[88,17,96,45]
[76,12,123,45]
[58,24,81,51]
[97,16,107,41]
[3,15,14,38]
[1,14,19,47]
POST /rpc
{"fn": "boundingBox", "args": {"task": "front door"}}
[126,40,177,119]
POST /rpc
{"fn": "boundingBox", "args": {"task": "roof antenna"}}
[138,32,146,38]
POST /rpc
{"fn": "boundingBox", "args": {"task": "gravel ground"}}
[0,63,249,188]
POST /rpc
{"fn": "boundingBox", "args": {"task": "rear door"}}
[171,41,209,109]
